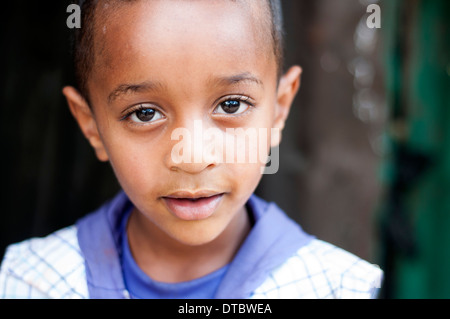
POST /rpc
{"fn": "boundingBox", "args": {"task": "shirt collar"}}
[214,194,313,298]
[76,192,132,299]
[76,191,313,299]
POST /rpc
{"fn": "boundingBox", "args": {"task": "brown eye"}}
[215,99,250,115]
[135,108,155,122]
[221,100,240,113]
[129,106,163,123]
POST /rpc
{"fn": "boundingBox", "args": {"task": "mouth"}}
[162,191,225,221]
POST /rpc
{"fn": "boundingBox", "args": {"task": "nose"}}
[164,119,221,174]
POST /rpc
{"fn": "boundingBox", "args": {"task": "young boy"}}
[0,0,382,299]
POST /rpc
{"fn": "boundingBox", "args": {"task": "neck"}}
[126,205,251,283]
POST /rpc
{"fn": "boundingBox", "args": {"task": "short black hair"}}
[71,0,284,104]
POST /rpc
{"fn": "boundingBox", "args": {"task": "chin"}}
[168,223,225,247]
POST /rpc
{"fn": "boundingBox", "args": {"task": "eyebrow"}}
[107,80,166,104]
[210,72,264,88]
[107,73,263,104]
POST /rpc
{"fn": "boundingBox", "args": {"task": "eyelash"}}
[119,95,255,125]
[119,104,164,125]
[213,95,254,116]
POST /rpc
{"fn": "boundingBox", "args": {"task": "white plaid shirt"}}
[0,225,382,299]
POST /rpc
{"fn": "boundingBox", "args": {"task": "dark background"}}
[1,1,449,298]
[0,2,121,253]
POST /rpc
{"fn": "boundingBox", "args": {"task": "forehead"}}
[89,0,275,94]
[94,0,270,42]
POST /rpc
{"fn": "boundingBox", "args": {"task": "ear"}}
[62,86,109,162]
[271,65,302,147]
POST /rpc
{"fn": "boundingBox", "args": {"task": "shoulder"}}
[0,225,88,299]
[251,239,383,299]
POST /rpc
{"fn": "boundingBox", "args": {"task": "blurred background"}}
[0,0,449,298]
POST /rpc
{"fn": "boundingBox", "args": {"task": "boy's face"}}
[64,0,301,246]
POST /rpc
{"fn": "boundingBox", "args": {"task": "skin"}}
[63,0,301,283]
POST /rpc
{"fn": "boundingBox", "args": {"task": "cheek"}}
[113,148,151,191]
[222,114,274,167]
[101,131,167,195]
[226,161,264,198]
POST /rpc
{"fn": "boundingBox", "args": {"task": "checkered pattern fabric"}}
[0,226,88,299]
[250,239,382,299]
[0,226,382,299]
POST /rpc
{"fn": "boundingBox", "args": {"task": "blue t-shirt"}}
[76,192,313,298]
[120,210,229,299]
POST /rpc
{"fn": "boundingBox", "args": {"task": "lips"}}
[162,191,224,221]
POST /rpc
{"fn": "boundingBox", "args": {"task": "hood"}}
[76,191,313,299]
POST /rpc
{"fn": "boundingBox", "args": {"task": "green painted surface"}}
[380,0,450,298]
